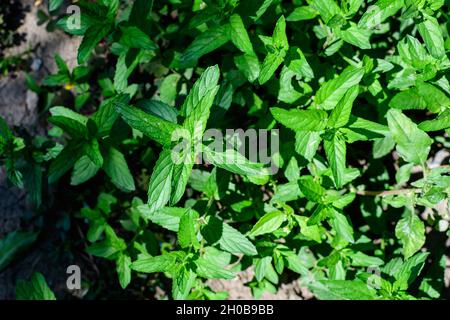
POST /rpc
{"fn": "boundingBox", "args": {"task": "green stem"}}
[356,188,421,196]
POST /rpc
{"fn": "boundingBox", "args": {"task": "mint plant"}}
[1,0,449,300]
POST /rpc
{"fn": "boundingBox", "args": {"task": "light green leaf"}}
[272,16,288,50]
[387,109,433,165]
[285,157,300,182]
[137,99,179,123]
[86,227,126,258]
[311,0,341,24]
[338,23,371,50]
[309,280,376,300]
[201,216,258,256]
[329,209,354,243]
[358,0,404,29]
[286,47,314,79]
[278,67,304,103]
[181,65,220,122]
[0,231,38,272]
[203,146,270,185]
[315,66,364,110]
[157,74,181,107]
[255,256,272,282]
[258,16,289,85]
[349,251,384,267]
[103,147,135,192]
[295,215,322,242]
[220,222,257,256]
[394,252,429,288]
[251,0,276,21]
[395,163,414,185]
[170,161,194,206]
[418,16,445,59]
[114,95,180,147]
[389,82,450,113]
[179,25,230,68]
[178,209,200,249]
[84,139,103,167]
[116,254,131,289]
[131,254,177,273]
[49,0,64,12]
[172,266,196,300]
[343,116,390,142]
[230,14,255,55]
[328,85,359,128]
[78,23,112,64]
[48,106,88,138]
[92,98,120,137]
[234,54,260,83]
[16,272,56,300]
[298,176,325,202]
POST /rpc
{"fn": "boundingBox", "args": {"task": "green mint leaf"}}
[389,82,450,113]
[309,280,376,300]
[178,209,200,249]
[324,133,347,188]
[248,211,286,237]
[417,16,445,59]
[230,14,255,55]
[395,210,426,259]
[78,23,112,64]
[315,66,365,110]
[195,256,235,280]
[358,0,404,29]
[311,0,342,24]
[337,23,371,50]
[179,25,230,68]
[116,253,131,289]
[201,216,258,256]
[271,107,328,131]
[114,95,181,147]
[71,156,100,186]
[131,254,177,273]
[16,273,56,300]
[48,106,88,138]
[103,147,135,192]
[0,231,38,272]
[119,26,157,51]
[327,85,359,128]
[258,53,284,85]
[203,146,270,185]
[146,149,174,215]
[329,208,355,243]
